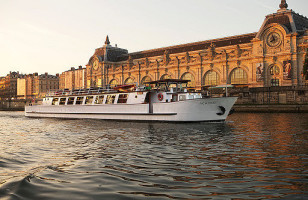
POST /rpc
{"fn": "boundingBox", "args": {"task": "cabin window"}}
[67,97,75,105]
[105,95,116,104]
[59,98,66,105]
[95,95,104,104]
[172,94,178,102]
[85,96,94,104]
[76,97,84,105]
[179,95,186,101]
[52,98,59,105]
[117,94,128,104]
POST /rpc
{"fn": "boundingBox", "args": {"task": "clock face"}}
[266,32,281,47]
[93,60,98,70]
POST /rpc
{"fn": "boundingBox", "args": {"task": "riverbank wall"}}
[228,86,308,112]
[233,104,308,113]
[1,100,307,113]
[0,100,26,111]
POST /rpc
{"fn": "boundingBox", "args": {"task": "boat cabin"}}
[43,91,147,106]
[143,79,202,103]
[41,79,203,106]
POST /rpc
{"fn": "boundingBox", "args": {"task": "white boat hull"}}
[25,97,237,122]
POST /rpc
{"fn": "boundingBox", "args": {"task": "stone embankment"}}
[1,100,308,113]
[0,100,26,111]
[233,104,308,113]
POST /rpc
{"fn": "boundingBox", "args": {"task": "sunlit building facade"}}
[85,1,308,90]
[17,73,59,99]
[0,72,22,100]
[59,66,87,90]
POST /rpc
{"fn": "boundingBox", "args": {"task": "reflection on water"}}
[0,111,307,199]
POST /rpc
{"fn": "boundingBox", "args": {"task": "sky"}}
[0,0,307,77]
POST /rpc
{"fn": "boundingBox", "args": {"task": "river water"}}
[0,111,307,200]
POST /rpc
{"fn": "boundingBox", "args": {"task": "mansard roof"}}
[96,1,308,63]
[116,33,256,61]
[259,9,308,37]
[292,12,308,32]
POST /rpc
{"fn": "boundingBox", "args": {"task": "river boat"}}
[25,79,237,122]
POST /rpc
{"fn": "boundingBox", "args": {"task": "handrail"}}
[45,84,134,97]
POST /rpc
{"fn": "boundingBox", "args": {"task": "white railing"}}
[46,85,119,97]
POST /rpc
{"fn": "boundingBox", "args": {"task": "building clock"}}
[266,32,281,47]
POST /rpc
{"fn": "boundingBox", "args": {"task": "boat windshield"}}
[144,79,190,92]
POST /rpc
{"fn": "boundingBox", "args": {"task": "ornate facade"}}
[86,1,308,90]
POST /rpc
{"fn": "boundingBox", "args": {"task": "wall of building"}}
[15,73,59,99]
[74,67,87,89]
[17,78,26,98]
[59,67,86,90]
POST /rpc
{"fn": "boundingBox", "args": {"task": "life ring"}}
[158,93,164,101]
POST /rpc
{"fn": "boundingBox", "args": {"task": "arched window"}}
[141,76,152,85]
[160,74,171,80]
[270,65,280,75]
[124,77,134,85]
[109,79,118,88]
[230,68,248,84]
[181,72,195,88]
[204,71,219,86]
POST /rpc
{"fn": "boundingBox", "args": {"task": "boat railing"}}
[46,86,119,97]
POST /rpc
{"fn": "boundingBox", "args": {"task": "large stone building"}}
[17,73,59,99]
[85,1,308,90]
[59,66,87,90]
[0,72,23,100]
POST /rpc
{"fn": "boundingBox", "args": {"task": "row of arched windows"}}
[108,64,288,87]
[108,68,250,87]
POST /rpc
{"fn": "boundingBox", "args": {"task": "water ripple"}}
[0,111,307,199]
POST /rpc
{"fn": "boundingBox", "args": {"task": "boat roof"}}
[145,79,190,84]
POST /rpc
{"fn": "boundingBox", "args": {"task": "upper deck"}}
[37,79,203,107]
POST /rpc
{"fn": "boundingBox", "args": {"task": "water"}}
[0,111,307,200]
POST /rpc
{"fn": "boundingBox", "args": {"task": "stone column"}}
[199,53,203,86]
[176,56,180,79]
[264,62,269,87]
[122,65,124,85]
[156,60,160,80]
[138,62,141,85]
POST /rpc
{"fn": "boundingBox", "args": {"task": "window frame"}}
[117,94,128,104]
[105,94,116,104]
[75,96,84,105]
[85,96,94,105]
[67,97,75,105]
